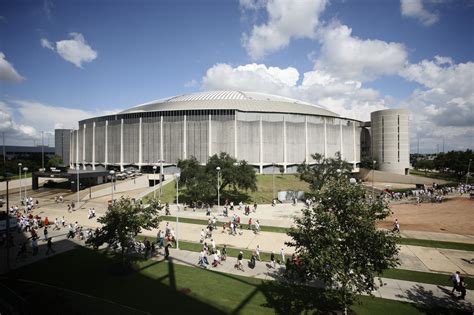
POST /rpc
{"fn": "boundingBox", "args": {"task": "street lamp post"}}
[216,166,221,213]
[467,159,472,185]
[23,167,28,199]
[18,163,22,203]
[372,160,376,198]
[159,160,164,197]
[175,173,180,249]
[153,165,157,199]
[109,170,115,204]
[272,162,276,200]
[76,165,80,209]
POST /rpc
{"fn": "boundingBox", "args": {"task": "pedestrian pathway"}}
[162,248,474,311]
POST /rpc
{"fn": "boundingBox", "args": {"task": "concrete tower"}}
[371,109,410,175]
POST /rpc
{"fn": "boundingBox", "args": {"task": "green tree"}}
[434,150,473,180]
[86,197,161,269]
[177,152,257,204]
[286,177,399,314]
[297,152,353,192]
[414,158,435,175]
[47,154,64,168]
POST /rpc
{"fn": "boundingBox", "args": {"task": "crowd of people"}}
[382,183,473,204]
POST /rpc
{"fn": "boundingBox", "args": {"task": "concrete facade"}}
[70,91,363,173]
[371,109,410,175]
[54,129,72,165]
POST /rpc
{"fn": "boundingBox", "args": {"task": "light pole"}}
[175,172,180,249]
[18,163,22,202]
[216,166,221,213]
[159,159,165,197]
[76,165,80,209]
[467,159,472,185]
[23,167,28,199]
[272,162,276,200]
[372,160,376,198]
[152,165,157,199]
[109,170,115,204]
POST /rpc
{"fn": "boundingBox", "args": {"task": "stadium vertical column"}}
[104,120,108,167]
[305,116,309,163]
[208,114,212,158]
[120,118,124,172]
[259,116,263,174]
[340,119,343,160]
[234,114,238,159]
[353,121,357,169]
[69,130,73,168]
[138,117,142,170]
[82,124,86,169]
[160,115,163,166]
[183,114,187,159]
[92,121,96,170]
[324,118,328,158]
[283,116,287,173]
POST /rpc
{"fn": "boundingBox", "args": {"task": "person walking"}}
[45,238,55,255]
[164,243,171,260]
[450,271,461,294]
[280,248,285,264]
[236,251,244,271]
[270,251,275,268]
[31,237,38,256]
[256,245,261,261]
[43,226,49,241]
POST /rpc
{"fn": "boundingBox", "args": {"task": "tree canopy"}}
[86,197,161,267]
[297,152,353,192]
[286,176,399,313]
[433,150,473,180]
[177,152,257,204]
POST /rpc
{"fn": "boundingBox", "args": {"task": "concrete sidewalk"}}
[162,248,473,311]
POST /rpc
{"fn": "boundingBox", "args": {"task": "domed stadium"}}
[69,91,409,174]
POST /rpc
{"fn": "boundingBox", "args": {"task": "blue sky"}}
[0,0,473,153]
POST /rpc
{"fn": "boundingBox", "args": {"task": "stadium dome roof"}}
[119,91,339,117]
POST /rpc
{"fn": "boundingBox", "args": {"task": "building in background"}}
[70,91,410,175]
[0,145,55,160]
[54,129,72,166]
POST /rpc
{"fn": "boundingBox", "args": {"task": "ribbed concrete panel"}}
[211,114,234,158]
[84,122,93,162]
[123,119,139,164]
[342,122,354,162]
[307,116,325,161]
[186,114,208,164]
[107,120,121,164]
[95,121,106,163]
[142,116,161,164]
[286,121,305,164]
[237,120,260,164]
[262,120,284,164]
[78,125,84,163]
[326,119,341,158]
[71,130,76,164]
[162,115,183,163]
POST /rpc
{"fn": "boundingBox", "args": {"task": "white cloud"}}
[239,0,267,10]
[42,33,98,68]
[401,0,439,26]
[184,79,198,88]
[314,23,408,81]
[400,57,474,151]
[0,52,25,82]
[0,99,117,146]
[202,63,387,121]
[241,0,327,59]
[40,38,54,50]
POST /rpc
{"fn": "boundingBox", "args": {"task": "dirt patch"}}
[378,197,474,235]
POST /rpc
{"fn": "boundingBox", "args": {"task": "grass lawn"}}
[143,174,309,205]
[399,238,474,252]
[5,248,468,314]
[381,269,474,287]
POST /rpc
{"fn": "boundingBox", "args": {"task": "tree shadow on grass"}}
[396,283,472,314]
[3,246,226,315]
